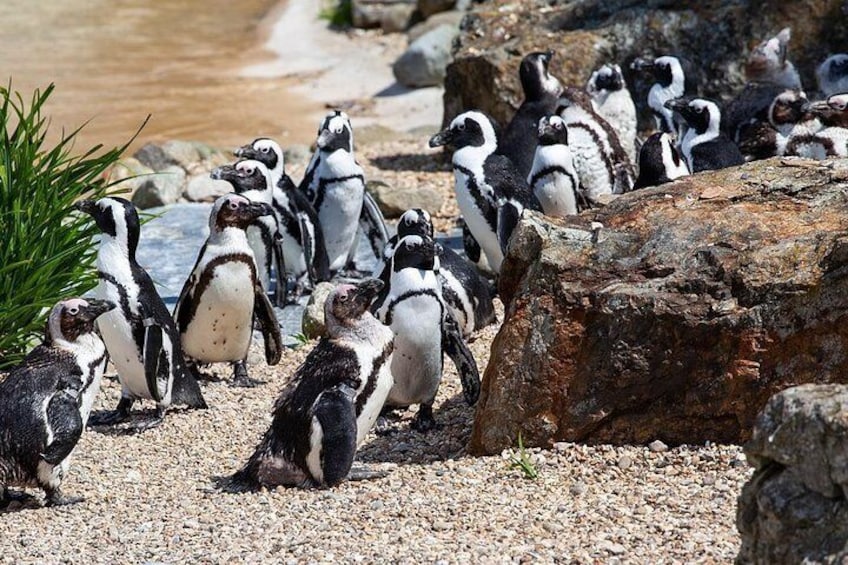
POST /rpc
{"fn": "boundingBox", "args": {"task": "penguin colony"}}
[1,29,847,504]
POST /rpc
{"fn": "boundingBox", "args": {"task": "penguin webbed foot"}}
[410,404,436,433]
[231,362,264,388]
[130,406,166,432]
[88,397,133,427]
[44,488,83,507]
[0,488,37,510]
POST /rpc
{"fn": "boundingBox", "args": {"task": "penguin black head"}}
[234,138,282,173]
[587,64,625,94]
[519,50,562,102]
[397,208,434,239]
[746,28,791,81]
[316,110,354,154]
[391,234,437,273]
[210,159,273,195]
[816,53,848,96]
[209,193,273,233]
[429,111,500,152]
[325,279,384,329]
[631,55,689,91]
[665,97,721,135]
[537,115,569,146]
[634,132,689,189]
[75,197,141,258]
[46,298,115,345]
[555,86,594,115]
[768,90,812,129]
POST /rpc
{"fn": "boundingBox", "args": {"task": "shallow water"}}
[0,0,319,152]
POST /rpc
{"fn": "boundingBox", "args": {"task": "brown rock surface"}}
[444,0,848,129]
[469,157,848,455]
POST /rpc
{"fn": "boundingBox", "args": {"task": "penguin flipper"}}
[174,244,206,333]
[289,187,331,283]
[272,232,288,307]
[42,387,84,466]
[254,284,283,366]
[298,213,317,284]
[141,305,165,403]
[314,384,358,487]
[461,220,483,265]
[360,192,390,260]
[442,311,481,406]
[497,199,523,256]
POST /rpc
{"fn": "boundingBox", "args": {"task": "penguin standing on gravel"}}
[300,110,389,274]
[665,97,745,173]
[429,110,540,273]
[527,115,584,217]
[75,198,207,429]
[375,208,496,338]
[221,279,393,490]
[499,50,563,178]
[0,298,114,508]
[632,132,690,189]
[211,160,287,304]
[631,55,699,136]
[175,194,283,387]
[234,138,331,292]
[586,63,638,163]
[373,235,480,432]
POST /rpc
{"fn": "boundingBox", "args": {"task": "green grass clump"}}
[0,84,132,369]
[319,0,353,27]
[509,432,539,480]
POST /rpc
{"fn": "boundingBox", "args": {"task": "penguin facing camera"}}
[527,115,584,217]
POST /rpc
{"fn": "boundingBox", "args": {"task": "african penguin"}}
[174,194,283,388]
[632,132,690,189]
[75,197,207,429]
[234,138,331,291]
[806,93,848,129]
[735,90,819,160]
[211,160,287,304]
[373,235,480,432]
[429,111,540,273]
[586,63,638,163]
[374,208,496,338]
[631,55,698,137]
[665,97,745,173]
[556,86,635,202]
[0,298,114,508]
[221,279,393,491]
[300,110,389,274]
[498,50,563,178]
[817,54,848,98]
[527,115,583,217]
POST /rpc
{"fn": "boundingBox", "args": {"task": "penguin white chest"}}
[352,335,395,446]
[94,281,149,399]
[182,263,256,362]
[318,178,364,271]
[453,168,502,272]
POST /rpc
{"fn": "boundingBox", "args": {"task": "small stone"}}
[370,500,384,510]
[649,440,668,453]
[617,455,632,470]
[432,520,453,531]
[553,442,569,452]
[569,482,586,496]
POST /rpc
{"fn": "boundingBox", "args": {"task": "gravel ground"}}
[1,138,752,563]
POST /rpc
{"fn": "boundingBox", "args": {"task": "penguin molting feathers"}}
[586,63,638,163]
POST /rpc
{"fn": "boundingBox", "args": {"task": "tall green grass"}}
[0,84,133,369]
[319,0,352,27]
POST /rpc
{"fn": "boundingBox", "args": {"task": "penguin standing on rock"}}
[221,280,393,491]
[373,235,480,431]
[631,55,699,136]
[632,132,690,189]
[0,298,114,508]
[586,63,638,163]
[499,50,563,178]
[175,194,283,387]
[300,110,389,274]
[75,198,207,429]
[665,97,745,173]
[234,138,331,292]
[527,115,584,217]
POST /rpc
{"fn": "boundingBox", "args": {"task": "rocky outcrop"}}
[737,384,848,564]
[394,24,460,87]
[469,157,848,454]
[352,0,417,32]
[444,0,848,129]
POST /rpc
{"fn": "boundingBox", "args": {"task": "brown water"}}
[0,0,319,152]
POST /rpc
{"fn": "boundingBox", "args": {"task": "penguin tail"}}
[214,469,260,494]
[172,361,208,409]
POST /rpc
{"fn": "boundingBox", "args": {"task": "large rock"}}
[394,24,459,87]
[366,179,444,218]
[103,157,154,198]
[444,0,848,129]
[184,174,231,203]
[469,157,848,455]
[407,10,465,44]
[352,0,416,32]
[417,0,455,18]
[737,384,848,563]
[131,165,187,209]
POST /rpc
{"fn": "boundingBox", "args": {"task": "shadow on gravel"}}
[356,393,475,466]
[369,153,448,173]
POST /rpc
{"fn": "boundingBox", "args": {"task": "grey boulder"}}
[393,24,458,88]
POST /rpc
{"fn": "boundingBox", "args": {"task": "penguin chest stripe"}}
[186,253,257,323]
[313,174,365,212]
[354,342,394,416]
[384,289,443,326]
[453,164,497,228]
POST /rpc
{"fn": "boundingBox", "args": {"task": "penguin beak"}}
[428,128,455,148]
[233,145,255,159]
[81,298,116,321]
[803,99,831,117]
[74,199,98,216]
[542,50,554,64]
[664,97,690,114]
[247,202,274,220]
[630,57,654,72]
[316,129,333,149]
[210,165,238,183]
[350,279,384,314]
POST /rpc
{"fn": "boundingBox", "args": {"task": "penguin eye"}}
[334,126,343,134]
[260,146,270,153]
[228,200,239,210]
[338,294,349,303]
[68,307,79,316]
[456,122,466,132]
[243,166,255,176]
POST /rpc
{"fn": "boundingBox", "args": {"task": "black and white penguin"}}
[816,53,848,98]
[806,93,848,129]
[0,298,114,508]
[221,279,393,490]
[631,55,699,136]
[527,115,583,217]
[556,86,635,202]
[498,50,563,178]
[299,110,389,274]
[375,208,496,338]
[429,111,540,273]
[211,160,287,304]
[665,97,745,173]
[586,63,638,163]
[75,198,207,428]
[735,90,819,160]
[234,138,331,291]
[373,235,480,431]
[174,194,283,387]
[723,29,802,141]
[632,132,690,189]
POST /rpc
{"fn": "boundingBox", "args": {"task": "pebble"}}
[649,440,669,452]
[432,520,453,531]
[569,482,587,496]
[617,455,633,470]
